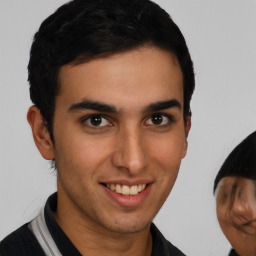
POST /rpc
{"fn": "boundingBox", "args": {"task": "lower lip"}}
[237,224,256,236]
[101,184,152,207]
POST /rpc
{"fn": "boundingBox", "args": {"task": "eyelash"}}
[80,113,175,129]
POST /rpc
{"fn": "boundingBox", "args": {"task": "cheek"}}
[217,218,237,247]
[217,213,242,251]
[151,135,186,167]
[216,204,225,219]
[217,206,229,231]
[148,136,186,194]
[54,133,112,173]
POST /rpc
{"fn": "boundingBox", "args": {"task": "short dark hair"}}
[213,130,256,193]
[28,0,195,138]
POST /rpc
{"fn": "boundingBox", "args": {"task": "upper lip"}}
[231,214,251,226]
[231,212,256,226]
[100,179,153,186]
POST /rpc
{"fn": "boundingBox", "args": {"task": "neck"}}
[54,190,152,256]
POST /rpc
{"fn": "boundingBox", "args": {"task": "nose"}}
[112,127,149,176]
[230,184,255,225]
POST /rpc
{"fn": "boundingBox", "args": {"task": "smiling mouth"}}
[103,183,147,196]
[234,220,256,236]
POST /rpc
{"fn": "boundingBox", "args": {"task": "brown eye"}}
[151,114,163,125]
[145,113,171,126]
[84,115,111,127]
[89,115,103,126]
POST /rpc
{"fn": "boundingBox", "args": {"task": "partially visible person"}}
[214,131,256,256]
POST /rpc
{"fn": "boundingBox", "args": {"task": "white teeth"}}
[122,185,130,195]
[110,184,116,191]
[130,185,138,195]
[106,183,147,196]
[116,184,122,193]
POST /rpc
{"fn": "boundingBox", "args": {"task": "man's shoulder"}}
[163,240,186,256]
[151,223,186,256]
[0,223,45,256]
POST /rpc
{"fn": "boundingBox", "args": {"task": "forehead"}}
[57,47,183,111]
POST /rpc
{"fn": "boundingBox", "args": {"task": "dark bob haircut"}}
[214,130,256,193]
[28,0,195,138]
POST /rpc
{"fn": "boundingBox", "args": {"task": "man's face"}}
[216,177,256,256]
[51,47,189,234]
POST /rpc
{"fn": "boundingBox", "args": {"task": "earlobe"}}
[27,106,55,160]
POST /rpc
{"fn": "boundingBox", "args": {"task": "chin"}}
[103,216,151,235]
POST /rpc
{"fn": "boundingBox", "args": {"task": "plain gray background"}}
[0,0,256,255]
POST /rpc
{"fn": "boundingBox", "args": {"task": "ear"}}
[182,116,191,158]
[27,106,55,160]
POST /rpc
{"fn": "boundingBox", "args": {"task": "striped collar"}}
[29,193,81,256]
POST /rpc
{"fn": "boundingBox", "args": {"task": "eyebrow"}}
[68,99,181,114]
[68,100,117,113]
[144,99,181,112]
